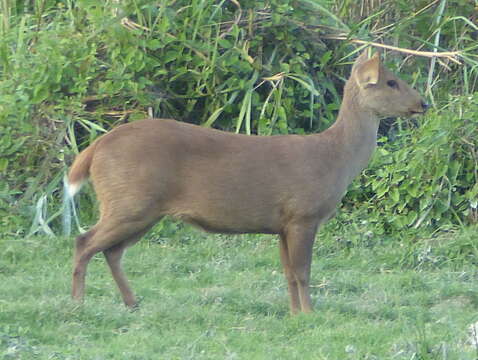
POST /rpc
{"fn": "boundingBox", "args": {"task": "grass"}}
[1,223,478,359]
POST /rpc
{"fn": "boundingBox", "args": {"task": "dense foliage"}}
[346,95,478,232]
[0,0,477,235]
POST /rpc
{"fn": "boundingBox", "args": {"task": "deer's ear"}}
[352,50,370,70]
[354,52,380,88]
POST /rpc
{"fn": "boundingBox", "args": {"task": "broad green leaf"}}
[0,158,8,172]
[390,187,400,203]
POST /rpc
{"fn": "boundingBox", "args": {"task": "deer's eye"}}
[387,80,399,89]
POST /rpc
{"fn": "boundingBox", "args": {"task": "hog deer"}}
[67,50,428,314]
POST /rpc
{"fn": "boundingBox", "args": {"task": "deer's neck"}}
[328,80,380,183]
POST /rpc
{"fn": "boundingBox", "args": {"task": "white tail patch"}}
[66,180,84,198]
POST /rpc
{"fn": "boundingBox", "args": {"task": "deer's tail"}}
[67,141,98,197]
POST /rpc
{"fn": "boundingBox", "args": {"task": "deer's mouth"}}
[410,101,429,115]
[410,110,426,116]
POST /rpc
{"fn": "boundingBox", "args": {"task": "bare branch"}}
[324,35,462,65]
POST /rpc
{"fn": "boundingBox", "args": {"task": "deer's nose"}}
[421,101,430,112]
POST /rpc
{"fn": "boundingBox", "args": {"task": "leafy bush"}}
[345,94,478,231]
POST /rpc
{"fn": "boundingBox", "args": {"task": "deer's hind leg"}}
[71,216,157,305]
[103,228,151,307]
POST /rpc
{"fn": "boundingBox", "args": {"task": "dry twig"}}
[324,35,462,65]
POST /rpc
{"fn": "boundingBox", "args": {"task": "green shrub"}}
[345,94,478,231]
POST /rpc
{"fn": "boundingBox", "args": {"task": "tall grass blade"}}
[62,174,72,236]
[0,0,10,34]
[203,106,224,128]
[268,82,284,135]
[235,89,252,134]
[28,195,55,237]
[426,0,447,103]
[285,74,319,96]
[203,91,240,127]
[236,71,258,134]
[299,0,350,31]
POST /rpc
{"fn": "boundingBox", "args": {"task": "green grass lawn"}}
[1,223,478,359]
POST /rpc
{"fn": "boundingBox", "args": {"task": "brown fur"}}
[68,50,428,314]
[68,141,98,187]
